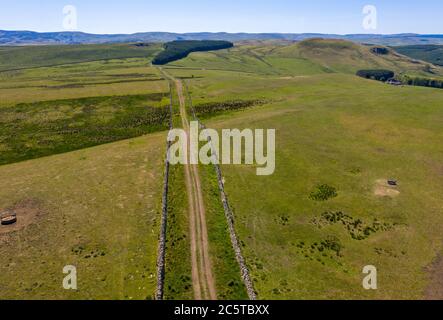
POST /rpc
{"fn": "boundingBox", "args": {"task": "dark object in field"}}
[356,69,395,82]
[134,43,150,47]
[386,78,402,86]
[1,210,17,225]
[152,40,234,65]
[371,47,389,55]
[387,180,398,186]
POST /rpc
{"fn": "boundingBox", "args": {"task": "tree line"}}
[356,69,395,81]
[356,69,443,89]
[152,40,234,65]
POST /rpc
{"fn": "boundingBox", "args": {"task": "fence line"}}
[155,79,174,300]
[183,81,257,300]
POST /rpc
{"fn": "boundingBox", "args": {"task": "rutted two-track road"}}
[157,68,255,300]
[175,79,217,300]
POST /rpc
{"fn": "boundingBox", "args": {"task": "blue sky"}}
[0,0,441,34]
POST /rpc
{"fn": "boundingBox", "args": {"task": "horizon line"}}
[1,29,442,37]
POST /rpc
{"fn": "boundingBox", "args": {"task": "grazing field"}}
[0,93,170,165]
[0,43,162,71]
[0,44,170,166]
[0,58,168,107]
[0,43,168,300]
[169,39,443,79]
[0,134,165,299]
[0,45,171,164]
[164,39,443,299]
[1,39,443,300]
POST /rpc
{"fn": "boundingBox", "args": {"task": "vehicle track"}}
[175,78,217,300]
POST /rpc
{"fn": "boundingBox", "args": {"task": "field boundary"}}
[0,55,157,73]
[183,81,257,300]
[155,80,174,300]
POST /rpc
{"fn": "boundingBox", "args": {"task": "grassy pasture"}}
[0,93,170,165]
[165,41,443,299]
[0,44,170,299]
[0,43,162,71]
[0,45,170,166]
[0,58,168,107]
[168,39,443,79]
[1,39,443,300]
[0,134,165,299]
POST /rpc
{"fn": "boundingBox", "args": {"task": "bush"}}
[309,184,338,201]
[194,99,265,118]
[371,47,389,55]
[356,69,395,81]
[152,40,234,65]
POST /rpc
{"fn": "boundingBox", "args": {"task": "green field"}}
[0,134,165,299]
[1,40,443,300]
[0,93,170,165]
[164,39,443,299]
[0,44,168,299]
[0,43,162,71]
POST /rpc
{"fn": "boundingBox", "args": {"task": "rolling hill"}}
[2,30,443,46]
[393,45,443,66]
[0,43,162,71]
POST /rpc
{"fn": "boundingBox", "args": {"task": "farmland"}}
[1,39,443,300]
[163,39,443,299]
[0,134,165,299]
[0,44,168,299]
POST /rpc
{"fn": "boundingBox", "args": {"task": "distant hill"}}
[272,38,443,77]
[1,30,443,46]
[393,45,443,66]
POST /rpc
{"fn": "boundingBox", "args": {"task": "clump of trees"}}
[152,40,234,65]
[403,76,443,89]
[371,47,389,55]
[356,69,395,81]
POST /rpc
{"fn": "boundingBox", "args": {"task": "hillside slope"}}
[278,39,443,77]
[0,43,162,71]
[394,45,443,66]
[170,39,443,79]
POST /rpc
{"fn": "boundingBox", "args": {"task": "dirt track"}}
[175,79,217,300]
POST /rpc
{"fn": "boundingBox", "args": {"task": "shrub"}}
[309,184,338,201]
[194,99,266,118]
[356,69,395,81]
[371,47,389,55]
